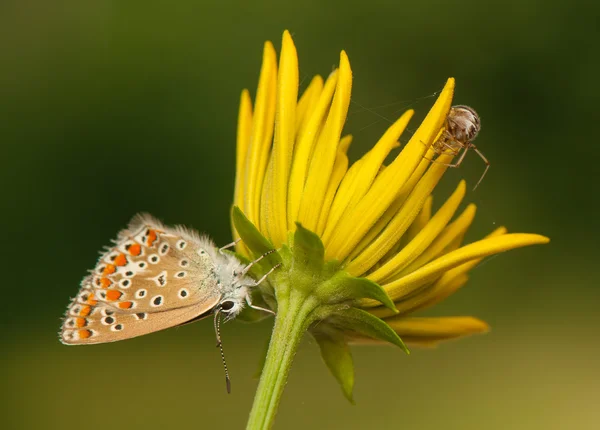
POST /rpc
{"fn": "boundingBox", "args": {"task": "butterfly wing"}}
[60,214,223,345]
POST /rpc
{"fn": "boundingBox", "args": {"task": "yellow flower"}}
[233,33,549,427]
[233,30,548,348]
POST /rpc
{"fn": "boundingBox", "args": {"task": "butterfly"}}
[59,213,278,391]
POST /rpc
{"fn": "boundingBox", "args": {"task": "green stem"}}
[246,287,319,430]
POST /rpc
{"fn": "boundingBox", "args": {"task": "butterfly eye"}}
[221,301,235,312]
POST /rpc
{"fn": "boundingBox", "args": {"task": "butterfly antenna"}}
[213,309,231,394]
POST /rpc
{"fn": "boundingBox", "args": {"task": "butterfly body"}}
[60,214,253,345]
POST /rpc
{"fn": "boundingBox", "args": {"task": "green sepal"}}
[331,308,410,354]
[229,207,281,311]
[323,260,342,278]
[293,222,325,272]
[312,329,355,404]
[276,244,293,268]
[281,225,326,295]
[231,206,281,265]
[315,272,398,313]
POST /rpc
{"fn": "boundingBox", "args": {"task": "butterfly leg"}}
[219,238,242,254]
[244,262,282,315]
[247,263,282,288]
[245,293,277,315]
[241,249,277,276]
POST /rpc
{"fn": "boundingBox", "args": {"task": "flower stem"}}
[246,287,319,430]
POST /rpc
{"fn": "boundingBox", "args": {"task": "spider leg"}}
[423,142,462,166]
[471,145,490,190]
[446,143,470,168]
[422,155,457,166]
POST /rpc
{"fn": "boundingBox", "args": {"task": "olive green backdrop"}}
[2,1,597,429]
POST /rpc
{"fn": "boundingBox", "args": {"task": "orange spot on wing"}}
[79,305,91,317]
[147,230,158,247]
[103,264,116,275]
[76,317,86,328]
[87,293,98,306]
[78,329,92,339]
[99,278,112,289]
[128,243,141,256]
[106,290,122,301]
[114,253,128,266]
[118,301,133,309]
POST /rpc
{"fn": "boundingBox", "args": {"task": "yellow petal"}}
[322,110,412,245]
[379,233,549,304]
[297,51,352,231]
[326,78,455,262]
[371,226,509,317]
[338,134,353,153]
[287,71,338,224]
[233,89,253,256]
[295,75,323,140]
[262,30,299,246]
[317,138,351,235]
[346,153,454,276]
[345,148,437,262]
[369,274,470,318]
[378,194,433,268]
[234,89,253,214]
[367,180,467,283]
[404,194,433,244]
[260,153,276,242]
[385,316,489,347]
[322,158,362,237]
[392,203,477,280]
[345,315,488,347]
[406,226,509,313]
[243,42,277,226]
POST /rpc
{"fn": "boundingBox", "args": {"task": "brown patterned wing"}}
[60,214,222,345]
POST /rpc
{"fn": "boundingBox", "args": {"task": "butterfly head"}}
[212,252,253,320]
[213,249,279,320]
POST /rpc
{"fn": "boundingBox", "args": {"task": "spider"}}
[430,105,490,190]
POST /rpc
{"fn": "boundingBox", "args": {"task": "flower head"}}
[232,31,549,404]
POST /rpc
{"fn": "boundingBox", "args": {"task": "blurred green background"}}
[2,1,598,429]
